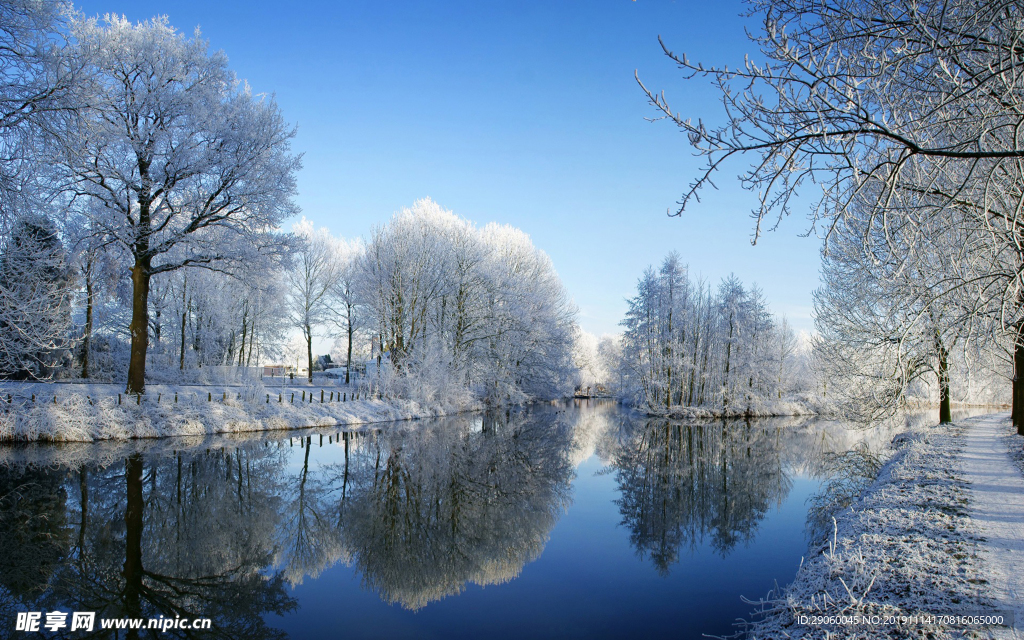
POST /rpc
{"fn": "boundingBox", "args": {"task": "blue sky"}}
[73,0,824,337]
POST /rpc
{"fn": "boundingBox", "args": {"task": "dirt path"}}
[961,414,1024,640]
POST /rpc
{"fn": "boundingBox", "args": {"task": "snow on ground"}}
[0,381,482,442]
[650,394,821,420]
[962,415,1024,640]
[745,418,997,639]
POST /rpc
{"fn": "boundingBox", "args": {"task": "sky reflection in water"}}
[0,401,910,638]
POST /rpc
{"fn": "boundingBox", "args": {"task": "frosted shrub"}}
[241,378,267,404]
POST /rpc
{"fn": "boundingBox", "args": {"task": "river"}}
[0,400,941,638]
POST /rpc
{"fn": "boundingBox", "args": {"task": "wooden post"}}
[290,393,294,403]
[157,393,161,403]
[321,390,324,403]
[208,392,212,402]
[174,393,178,403]
[118,393,122,405]
[136,394,140,405]
[301,391,305,402]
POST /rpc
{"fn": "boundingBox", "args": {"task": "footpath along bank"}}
[748,413,1024,640]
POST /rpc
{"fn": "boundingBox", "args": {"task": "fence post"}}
[321,390,324,403]
[290,393,294,403]
[118,394,121,405]
[208,392,212,402]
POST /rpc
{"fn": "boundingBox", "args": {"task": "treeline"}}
[614,252,804,413]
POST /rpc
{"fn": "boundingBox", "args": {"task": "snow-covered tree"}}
[0,0,78,224]
[618,253,796,413]
[55,15,299,393]
[359,199,578,404]
[814,196,1006,422]
[330,237,366,385]
[285,219,339,382]
[0,213,74,378]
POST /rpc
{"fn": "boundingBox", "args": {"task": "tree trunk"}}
[81,266,94,379]
[246,317,256,367]
[306,323,314,382]
[238,308,248,367]
[723,313,734,408]
[346,306,354,385]
[938,342,951,424]
[179,277,188,371]
[126,257,151,394]
[1014,325,1024,434]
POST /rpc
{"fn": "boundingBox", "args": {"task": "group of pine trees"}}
[616,253,802,413]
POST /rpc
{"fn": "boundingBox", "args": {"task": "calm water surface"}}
[0,401,908,638]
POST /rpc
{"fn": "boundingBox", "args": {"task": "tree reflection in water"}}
[0,446,297,639]
[319,409,576,610]
[610,416,792,574]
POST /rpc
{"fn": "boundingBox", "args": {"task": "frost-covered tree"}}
[0,0,78,224]
[640,0,1024,234]
[618,253,796,413]
[286,219,339,382]
[359,199,577,404]
[814,196,1007,422]
[330,237,366,385]
[0,213,73,378]
[55,15,299,394]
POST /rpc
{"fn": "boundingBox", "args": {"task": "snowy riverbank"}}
[746,415,1012,640]
[0,383,483,442]
[645,394,822,420]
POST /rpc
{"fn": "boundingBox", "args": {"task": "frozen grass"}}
[0,382,482,442]
[744,421,995,640]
